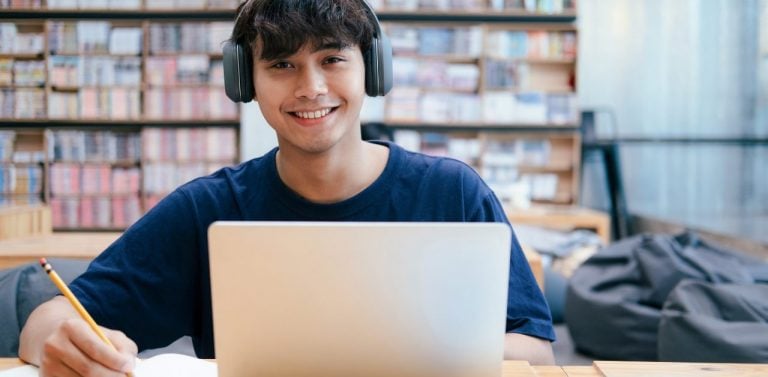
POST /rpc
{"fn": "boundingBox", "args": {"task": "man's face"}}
[253,41,367,156]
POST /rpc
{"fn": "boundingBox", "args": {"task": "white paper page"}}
[0,354,216,377]
[133,354,217,377]
[0,365,37,377]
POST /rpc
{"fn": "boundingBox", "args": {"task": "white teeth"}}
[295,108,331,119]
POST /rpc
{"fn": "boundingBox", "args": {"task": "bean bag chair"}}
[0,258,89,356]
[658,280,768,362]
[564,231,767,360]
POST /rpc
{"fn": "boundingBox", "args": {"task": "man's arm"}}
[19,296,137,377]
[504,332,555,365]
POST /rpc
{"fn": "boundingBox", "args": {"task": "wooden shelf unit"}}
[0,7,241,231]
[372,4,580,207]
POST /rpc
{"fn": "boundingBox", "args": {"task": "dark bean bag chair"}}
[564,231,768,360]
[0,258,89,356]
[658,280,768,362]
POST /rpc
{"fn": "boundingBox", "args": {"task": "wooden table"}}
[0,232,120,270]
[2,358,767,376]
[506,205,611,245]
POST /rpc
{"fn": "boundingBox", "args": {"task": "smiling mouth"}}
[290,107,338,120]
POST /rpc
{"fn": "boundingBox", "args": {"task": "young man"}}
[19,1,555,375]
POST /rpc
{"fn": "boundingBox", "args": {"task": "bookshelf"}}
[0,1,240,230]
[368,0,581,207]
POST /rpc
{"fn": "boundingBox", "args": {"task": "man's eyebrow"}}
[312,41,349,52]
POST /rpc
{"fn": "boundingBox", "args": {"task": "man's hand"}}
[20,296,137,377]
[503,332,555,365]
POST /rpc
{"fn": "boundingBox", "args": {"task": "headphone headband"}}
[223,0,392,102]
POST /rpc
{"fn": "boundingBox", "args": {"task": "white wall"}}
[577,0,767,234]
[239,101,277,161]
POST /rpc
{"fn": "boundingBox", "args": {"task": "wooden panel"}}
[0,358,24,370]
[506,206,611,244]
[502,360,538,377]
[594,361,768,377]
[562,365,602,376]
[0,205,52,241]
[533,365,570,377]
[0,231,119,269]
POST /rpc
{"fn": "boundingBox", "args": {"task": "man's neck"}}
[275,141,389,204]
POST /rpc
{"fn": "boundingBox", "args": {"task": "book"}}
[78,0,108,9]
[76,22,110,53]
[0,89,12,117]
[12,60,45,86]
[49,56,79,87]
[0,353,217,377]
[208,0,239,8]
[48,22,78,54]
[0,58,12,86]
[108,27,142,55]
[47,0,78,8]
[108,0,141,9]
[0,131,13,161]
[0,23,44,54]
[12,89,46,119]
[0,0,42,8]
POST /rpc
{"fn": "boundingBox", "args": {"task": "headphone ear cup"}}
[240,44,254,101]
[377,33,393,96]
[363,36,393,97]
[223,41,255,103]
[363,39,378,97]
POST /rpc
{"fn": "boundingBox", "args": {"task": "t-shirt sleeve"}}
[69,189,204,351]
[472,191,556,342]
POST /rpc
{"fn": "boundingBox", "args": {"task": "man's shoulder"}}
[390,141,479,178]
[387,141,492,198]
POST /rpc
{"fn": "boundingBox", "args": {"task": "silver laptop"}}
[208,221,511,377]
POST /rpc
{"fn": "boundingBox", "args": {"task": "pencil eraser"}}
[39,258,47,267]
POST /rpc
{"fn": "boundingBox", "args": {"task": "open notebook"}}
[0,354,216,377]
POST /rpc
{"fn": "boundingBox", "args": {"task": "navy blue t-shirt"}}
[70,141,555,357]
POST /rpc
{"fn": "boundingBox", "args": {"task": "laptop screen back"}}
[208,221,511,377]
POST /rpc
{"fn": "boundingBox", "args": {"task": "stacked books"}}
[47,129,143,229]
[47,0,141,9]
[0,164,44,195]
[11,60,46,86]
[144,0,238,8]
[0,89,46,119]
[47,129,141,163]
[144,88,236,120]
[486,30,577,60]
[141,127,237,210]
[0,23,44,54]
[0,0,42,8]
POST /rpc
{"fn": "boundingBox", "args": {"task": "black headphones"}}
[222,0,393,103]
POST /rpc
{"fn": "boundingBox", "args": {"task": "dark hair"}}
[230,0,376,61]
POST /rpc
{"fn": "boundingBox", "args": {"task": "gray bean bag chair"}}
[0,258,89,356]
[564,231,768,360]
[658,280,768,362]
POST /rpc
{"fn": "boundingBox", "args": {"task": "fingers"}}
[104,327,138,368]
[105,327,138,355]
[39,357,81,377]
[39,318,135,377]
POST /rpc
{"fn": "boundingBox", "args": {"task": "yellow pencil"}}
[40,258,133,377]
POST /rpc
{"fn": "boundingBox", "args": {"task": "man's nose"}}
[294,66,328,99]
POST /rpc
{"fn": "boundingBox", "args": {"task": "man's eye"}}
[272,62,291,69]
[324,56,344,64]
